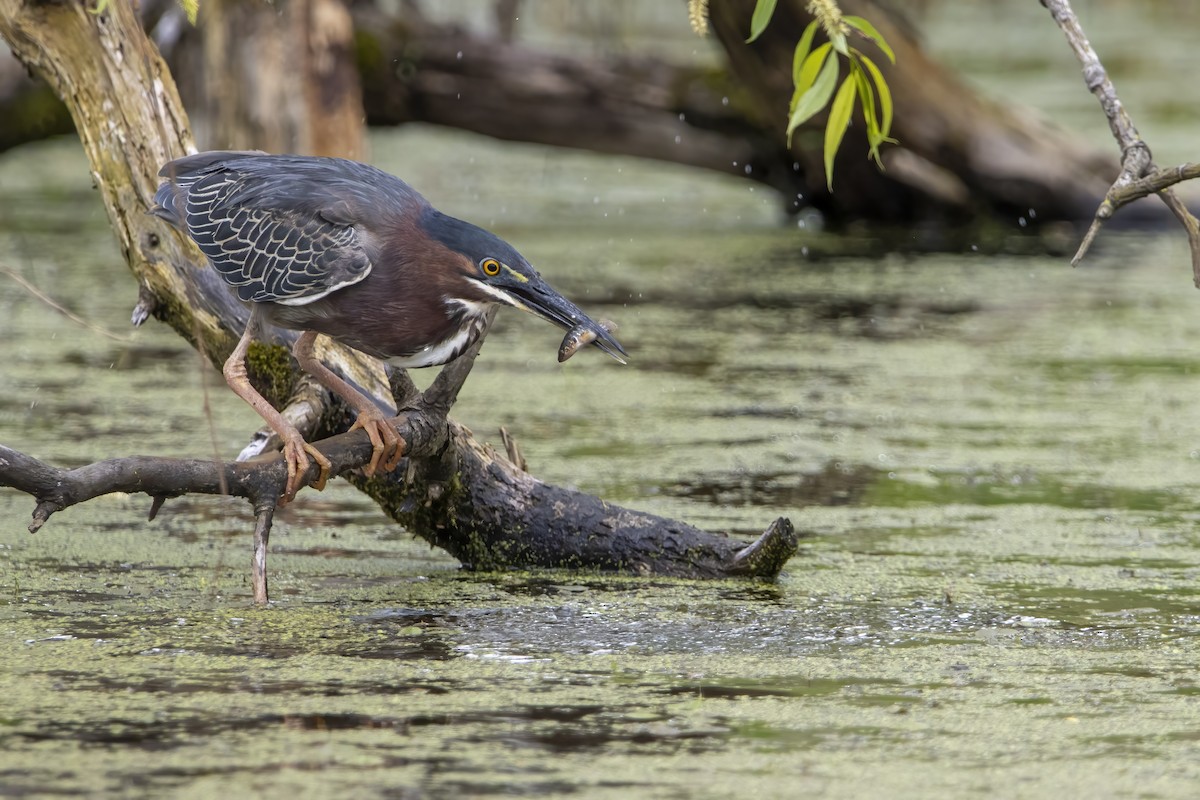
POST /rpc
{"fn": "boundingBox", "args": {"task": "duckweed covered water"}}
[4,123,1200,797]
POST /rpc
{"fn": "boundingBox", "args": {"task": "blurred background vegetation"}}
[4,0,1196,240]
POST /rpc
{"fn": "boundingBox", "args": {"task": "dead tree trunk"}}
[352,6,798,201]
[198,0,365,157]
[0,0,795,599]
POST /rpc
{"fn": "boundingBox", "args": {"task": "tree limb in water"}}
[0,414,799,591]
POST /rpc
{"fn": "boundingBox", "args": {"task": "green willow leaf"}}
[180,0,199,24]
[850,58,879,145]
[843,15,895,63]
[823,76,857,191]
[792,42,832,107]
[787,52,839,143]
[858,53,895,142]
[792,20,821,86]
[746,0,779,43]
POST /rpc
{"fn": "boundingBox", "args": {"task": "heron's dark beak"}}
[506,276,627,364]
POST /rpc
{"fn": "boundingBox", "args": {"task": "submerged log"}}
[0,0,795,598]
[368,420,797,578]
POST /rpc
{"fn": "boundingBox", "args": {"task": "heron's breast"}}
[265,288,490,368]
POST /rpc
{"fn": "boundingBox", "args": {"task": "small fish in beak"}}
[559,319,620,363]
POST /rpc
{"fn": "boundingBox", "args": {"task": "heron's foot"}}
[349,408,405,477]
[280,436,332,504]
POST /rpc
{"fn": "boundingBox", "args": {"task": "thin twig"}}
[1159,190,1200,287]
[499,426,527,472]
[0,263,135,343]
[423,308,497,415]
[389,367,421,410]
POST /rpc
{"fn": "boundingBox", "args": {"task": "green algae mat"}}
[3,133,1200,798]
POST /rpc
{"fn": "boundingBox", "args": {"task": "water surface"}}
[5,10,1200,792]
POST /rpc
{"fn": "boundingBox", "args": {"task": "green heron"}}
[152,151,625,501]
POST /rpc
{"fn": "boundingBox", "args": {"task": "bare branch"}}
[422,309,497,416]
[252,504,275,605]
[1043,0,1200,276]
[1042,0,1139,153]
[0,422,399,535]
[1158,191,1200,287]
[1,421,796,585]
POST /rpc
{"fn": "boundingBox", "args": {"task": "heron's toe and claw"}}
[348,408,406,478]
[289,331,405,480]
[279,436,333,504]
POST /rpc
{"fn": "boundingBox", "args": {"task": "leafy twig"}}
[745,0,897,190]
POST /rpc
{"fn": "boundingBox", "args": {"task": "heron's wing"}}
[180,169,372,306]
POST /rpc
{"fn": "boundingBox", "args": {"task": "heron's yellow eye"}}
[481,258,501,277]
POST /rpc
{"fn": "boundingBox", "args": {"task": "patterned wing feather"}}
[182,171,371,305]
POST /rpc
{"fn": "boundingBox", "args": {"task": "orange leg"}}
[223,307,330,504]
[292,331,405,477]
